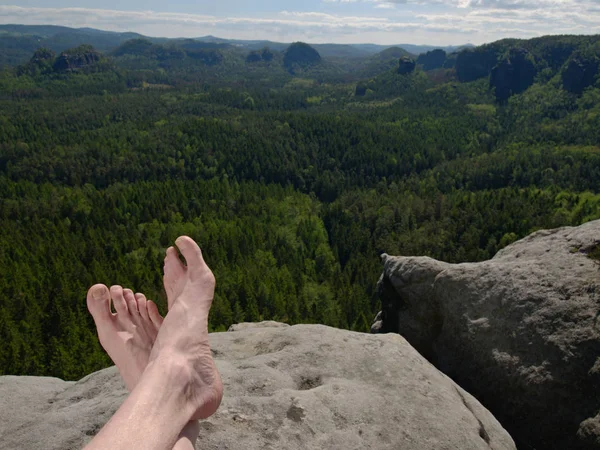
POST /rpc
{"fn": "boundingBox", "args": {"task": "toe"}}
[147,300,164,328]
[124,289,139,315]
[87,284,113,324]
[164,246,186,308]
[110,285,129,316]
[136,293,149,320]
[123,289,142,326]
[175,236,215,285]
[165,246,185,273]
[174,236,206,269]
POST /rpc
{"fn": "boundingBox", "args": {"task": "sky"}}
[1,0,599,46]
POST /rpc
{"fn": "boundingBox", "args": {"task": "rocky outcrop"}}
[456,46,499,82]
[563,52,599,94]
[417,49,447,71]
[247,51,263,63]
[372,220,600,449]
[283,42,321,69]
[398,56,416,75]
[247,48,275,63]
[227,320,289,331]
[490,48,537,102]
[355,82,368,96]
[261,48,274,62]
[17,47,56,76]
[0,324,515,450]
[53,45,101,73]
[443,53,457,69]
[30,47,55,65]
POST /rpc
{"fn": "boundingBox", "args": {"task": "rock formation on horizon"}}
[0,323,515,450]
[490,47,537,102]
[283,42,321,70]
[398,56,416,75]
[563,49,600,94]
[372,219,600,449]
[247,47,274,63]
[53,45,101,73]
[417,49,447,71]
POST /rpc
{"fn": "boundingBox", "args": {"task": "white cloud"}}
[326,0,600,40]
[0,3,598,45]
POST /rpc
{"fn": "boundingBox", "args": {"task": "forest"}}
[0,28,599,380]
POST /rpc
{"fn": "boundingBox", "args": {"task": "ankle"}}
[150,353,195,388]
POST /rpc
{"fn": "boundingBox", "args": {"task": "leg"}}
[84,355,198,450]
[85,236,221,449]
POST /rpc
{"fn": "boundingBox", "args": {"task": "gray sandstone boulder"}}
[0,324,515,450]
[227,320,290,332]
[372,219,600,449]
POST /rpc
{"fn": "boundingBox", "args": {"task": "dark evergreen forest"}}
[1,31,599,380]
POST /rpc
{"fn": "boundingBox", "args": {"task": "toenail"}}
[92,286,108,300]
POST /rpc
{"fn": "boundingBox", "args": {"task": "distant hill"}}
[0,25,473,67]
[359,34,600,104]
[395,43,474,55]
[356,46,415,77]
[452,35,600,101]
[110,38,229,70]
[4,24,599,99]
[312,44,372,59]
[373,47,413,60]
[196,36,289,53]
[350,43,473,56]
[0,24,149,66]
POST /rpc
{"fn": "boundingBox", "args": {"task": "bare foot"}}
[150,236,223,421]
[87,284,163,391]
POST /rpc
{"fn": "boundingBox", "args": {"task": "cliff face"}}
[372,220,600,450]
[490,48,537,102]
[0,323,515,450]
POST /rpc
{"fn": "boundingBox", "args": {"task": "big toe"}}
[175,236,215,285]
[175,236,207,270]
[87,284,113,325]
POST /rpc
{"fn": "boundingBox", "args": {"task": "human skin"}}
[85,236,223,450]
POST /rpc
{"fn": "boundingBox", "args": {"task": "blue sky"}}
[1,0,599,45]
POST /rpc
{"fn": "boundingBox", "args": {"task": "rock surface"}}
[0,323,515,450]
[372,220,600,449]
[227,320,290,331]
